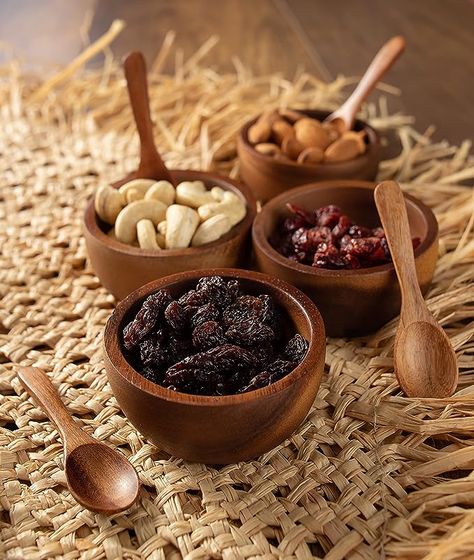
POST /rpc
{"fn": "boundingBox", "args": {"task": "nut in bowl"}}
[103,268,325,464]
[83,170,257,300]
[238,109,381,203]
[252,180,439,337]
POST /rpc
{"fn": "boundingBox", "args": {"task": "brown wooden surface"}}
[1,0,472,144]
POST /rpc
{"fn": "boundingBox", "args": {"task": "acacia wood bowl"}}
[83,170,257,300]
[252,180,439,337]
[103,268,326,464]
[237,109,381,203]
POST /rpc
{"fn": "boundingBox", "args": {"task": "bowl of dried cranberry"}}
[252,180,439,337]
[103,269,325,464]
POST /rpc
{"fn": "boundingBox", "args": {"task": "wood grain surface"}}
[0,0,472,144]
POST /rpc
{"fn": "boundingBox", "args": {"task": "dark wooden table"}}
[1,0,473,145]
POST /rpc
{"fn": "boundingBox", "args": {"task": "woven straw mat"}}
[1,52,474,560]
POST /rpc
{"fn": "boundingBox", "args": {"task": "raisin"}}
[164,301,188,335]
[253,343,275,368]
[123,289,172,350]
[191,303,220,329]
[196,275,232,308]
[178,289,208,307]
[239,372,272,393]
[226,319,275,346]
[223,295,263,326]
[267,359,296,379]
[282,334,308,363]
[192,321,225,350]
[226,279,241,301]
[165,343,257,380]
[139,330,167,367]
[258,294,280,326]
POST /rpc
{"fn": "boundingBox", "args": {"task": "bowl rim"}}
[103,268,326,407]
[83,169,257,258]
[252,180,439,277]
[238,108,380,171]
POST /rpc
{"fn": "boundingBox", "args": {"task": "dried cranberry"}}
[316,205,343,228]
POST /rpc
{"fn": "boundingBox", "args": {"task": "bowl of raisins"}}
[103,269,325,464]
[252,180,439,337]
[237,109,381,203]
[84,170,257,300]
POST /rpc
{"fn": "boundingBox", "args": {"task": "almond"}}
[271,119,293,145]
[294,118,331,150]
[278,108,304,123]
[324,135,362,163]
[255,142,281,156]
[281,136,304,160]
[297,146,324,164]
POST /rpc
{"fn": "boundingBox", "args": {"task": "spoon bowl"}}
[66,443,140,515]
[395,322,459,398]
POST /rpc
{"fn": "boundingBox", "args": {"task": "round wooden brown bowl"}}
[83,170,257,300]
[252,180,439,337]
[103,268,326,464]
[237,109,381,203]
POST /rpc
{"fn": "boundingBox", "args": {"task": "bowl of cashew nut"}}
[83,170,257,299]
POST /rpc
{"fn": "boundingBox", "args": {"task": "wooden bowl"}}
[237,109,381,203]
[103,268,326,464]
[252,180,439,337]
[83,170,257,300]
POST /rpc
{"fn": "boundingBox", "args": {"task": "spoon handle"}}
[329,36,406,130]
[123,51,174,184]
[374,181,430,325]
[18,367,89,450]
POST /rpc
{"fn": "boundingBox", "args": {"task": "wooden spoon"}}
[18,366,140,514]
[113,51,174,187]
[374,181,458,398]
[326,36,406,132]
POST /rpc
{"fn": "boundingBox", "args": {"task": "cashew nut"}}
[157,220,167,235]
[145,180,175,206]
[198,191,246,226]
[136,219,160,250]
[119,178,155,199]
[156,232,166,248]
[191,214,232,247]
[125,188,142,204]
[115,199,167,244]
[165,205,200,249]
[95,185,126,225]
[211,186,225,201]
[176,181,214,208]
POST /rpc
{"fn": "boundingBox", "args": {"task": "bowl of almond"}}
[237,109,381,203]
